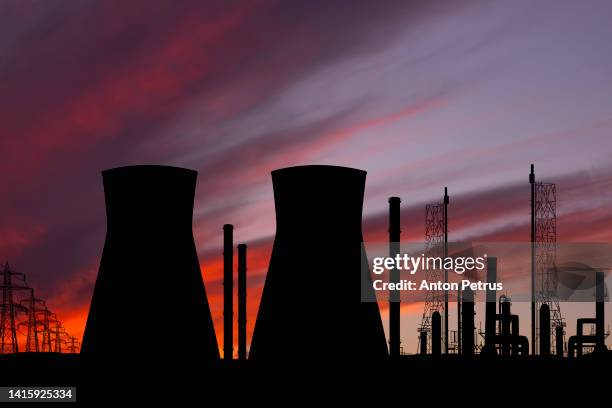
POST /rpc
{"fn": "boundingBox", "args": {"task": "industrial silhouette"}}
[531,164,564,355]
[249,165,388,361]
[1,162,611,402]
[477,257,529,356]
[568,270,607,357]
[222,224,250,361]
[81,165,219,369]
[413,165,608,358]
[418,188,449,353]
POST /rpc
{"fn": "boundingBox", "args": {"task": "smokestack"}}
[484,257,497,352]
[595,271,606,352]
[444,187,449,354]
[238,244,247,361]
[388,196,401,359]
[223,224,234,361]
[432,311,441,356]
[461,288,475,356]
[419,331,427,355]
[539,304,551,356]
[555,326,564,357]
[500,296,511,356]
[530,163,536,355]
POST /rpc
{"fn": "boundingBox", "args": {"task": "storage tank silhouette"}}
[249,165,388,361]
[82,165,219,368]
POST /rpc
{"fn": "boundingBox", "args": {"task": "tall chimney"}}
[388,197,401,358]
[238,244,247,361]
[484,257,497,350]
[443,187,449,354]
[529,163,536,355]
[500,297,511,356]
[223,224,234,361]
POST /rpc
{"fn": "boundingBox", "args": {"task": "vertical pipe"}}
[510,315,520,356]
[223,224,234,361]
[555,326,564,357]
[388,197,401,358]
[457,289,462,355]
[539,304,551,356]
[461,288,474,356]
[511,316,519,336]
[576,319,584,358]
[432,311,441,356]
[419,331,427,355]
[443,187,449,354]
[530,164,536,355]
[238,243,247,361]
[595,271,605,351]
[501,297,511,356]
[484,257,497,351]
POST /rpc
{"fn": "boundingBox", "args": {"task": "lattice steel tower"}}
[531,165,565,355]
[48,313,66,353]
[19,290,47,353]
[39,307,53,353]
[418,188,447,353]
[67,335,80,354]
[0,263,28,354]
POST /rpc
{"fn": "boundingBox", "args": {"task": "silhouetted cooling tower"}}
[238,243,247,361]
[388,196,401,359]
[539,304,551,356]
[461,288,474,356]
[431,311,441,356]
[82,166,219,368]
[223,224,234,361]
[249,165,387,361]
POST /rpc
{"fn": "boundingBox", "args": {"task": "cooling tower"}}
[249,165,388,361]
[82,165,219,367]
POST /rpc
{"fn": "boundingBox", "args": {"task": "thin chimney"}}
[484,257,497,351]
[595,271,605,352]
[223,224,234,360]
[388,197,401,358]
[238,243,247,361]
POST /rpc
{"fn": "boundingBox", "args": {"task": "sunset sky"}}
[2,0,612,354]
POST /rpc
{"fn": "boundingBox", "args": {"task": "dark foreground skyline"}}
[1,0,612,354]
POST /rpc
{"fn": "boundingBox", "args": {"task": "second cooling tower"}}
[249,165,388,361]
